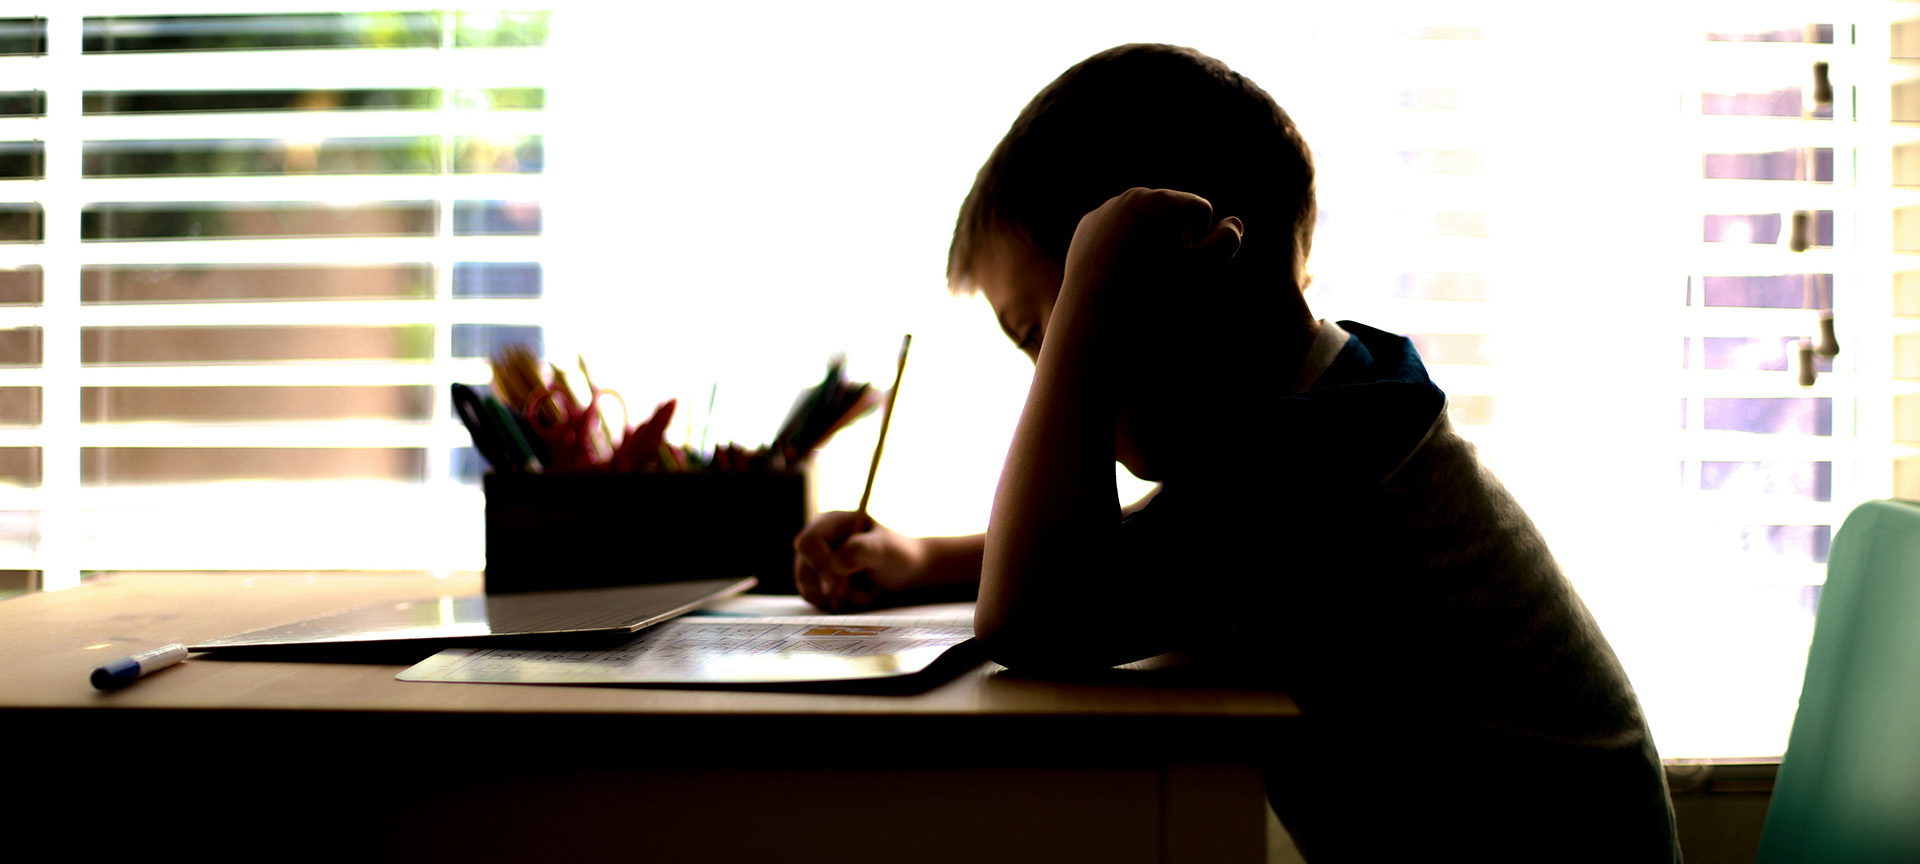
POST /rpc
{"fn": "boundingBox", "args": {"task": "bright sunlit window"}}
[5,1,1917,763]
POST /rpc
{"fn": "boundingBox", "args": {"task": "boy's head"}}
[947,43,1316,295]
[952,45,1320,481]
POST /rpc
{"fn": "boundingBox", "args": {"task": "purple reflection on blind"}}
[1704,213,1780,243]
[1701,336,1831,372]
[1798,585,1822,616]
[1736,524,1831,563]
[453,200,540,236]
[1695,275,1832,308]
[1701,88,1828,117]
[1811,210,1834,246]
[451,323,542,358]
[1702,213,1831,246]
[1706,24,1834,43]
[1704,397,1832,435]
[1701,461,1833,501]
[452,262,541,298]
[1702,149,1832,181]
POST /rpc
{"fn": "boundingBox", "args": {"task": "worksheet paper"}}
[397,616,975,686]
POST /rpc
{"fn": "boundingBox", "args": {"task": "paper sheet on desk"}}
[397,616,974,686]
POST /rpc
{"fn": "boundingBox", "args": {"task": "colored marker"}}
[91,643,190,690]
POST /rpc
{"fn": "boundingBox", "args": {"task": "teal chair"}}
[1756,499,1920,863]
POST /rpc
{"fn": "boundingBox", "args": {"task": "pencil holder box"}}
[483,471,811,595]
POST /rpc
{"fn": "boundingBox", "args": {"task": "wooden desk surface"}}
[1,571,1295,757]
[2,572,1295,863]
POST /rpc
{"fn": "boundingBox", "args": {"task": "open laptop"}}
[189,577,755,653]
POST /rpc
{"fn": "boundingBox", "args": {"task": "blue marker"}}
[91,643,190,690]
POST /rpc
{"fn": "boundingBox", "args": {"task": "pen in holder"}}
[484,470,811,594]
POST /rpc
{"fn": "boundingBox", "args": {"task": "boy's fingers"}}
[796,510,858,539]
[793,526,843,609]
[795,511,866,567]
[1165,189,1214,236]
[793,559,824,608]
[817,567,847,613]
[824,536,892,610]
[793,510,887,612]
[1150,190,1237,263]
[794,540,839,607]
[796,558,848,612]
[1188,215,1243,262]
[821,509,869,536]
[830,534,880,576]
[794,529,837,574]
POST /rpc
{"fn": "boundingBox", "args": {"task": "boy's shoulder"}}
[1246,320,1446,485]
[1312,320,1431,392]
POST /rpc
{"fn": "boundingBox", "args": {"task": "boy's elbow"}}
[976,541,1139,672]
[974,604,1117,674]
[975,558,1067,671]
[977,624,1079,674]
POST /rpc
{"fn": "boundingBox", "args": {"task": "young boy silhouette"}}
[793,43,1680,861]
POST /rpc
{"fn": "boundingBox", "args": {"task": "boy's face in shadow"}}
[974,231,1163,481]
[974,232,1060,367]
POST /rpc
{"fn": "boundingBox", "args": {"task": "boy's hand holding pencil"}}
[791,511,926,612]
[793,334,911,612]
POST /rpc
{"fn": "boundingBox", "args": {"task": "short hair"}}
[947,44,1315,292]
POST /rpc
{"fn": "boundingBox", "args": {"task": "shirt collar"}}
[1290,319,1351,395]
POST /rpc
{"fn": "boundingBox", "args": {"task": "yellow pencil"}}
[856,334,912,521]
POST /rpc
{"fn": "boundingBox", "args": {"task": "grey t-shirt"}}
[1122,320,1680,862]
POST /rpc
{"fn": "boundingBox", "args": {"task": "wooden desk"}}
[0,572,1296,863]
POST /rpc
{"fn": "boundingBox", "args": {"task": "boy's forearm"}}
[917,534,987,587]
[978,274,1123,646]
[976,190,1236,668]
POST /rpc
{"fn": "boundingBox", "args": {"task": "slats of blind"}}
[1684,24,1861,590]
[0,10,553,585]
[1892,6,1920,502]
[1299,15,1876,617]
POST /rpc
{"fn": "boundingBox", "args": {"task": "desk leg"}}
[1162,765,1267,864]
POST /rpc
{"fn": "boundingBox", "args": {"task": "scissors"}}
[523,370,627,470]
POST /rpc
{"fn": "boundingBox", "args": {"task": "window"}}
[1259,10,1906,762]
[6,2,1911,763]
[0,8,552,582]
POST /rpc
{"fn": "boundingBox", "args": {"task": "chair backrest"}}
[1756,498,1920,863]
